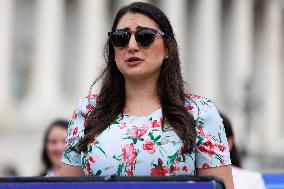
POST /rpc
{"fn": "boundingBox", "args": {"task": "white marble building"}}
[0,0,283,176]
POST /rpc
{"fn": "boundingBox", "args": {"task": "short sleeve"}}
[61,95,97,166]
[189,96,231,169]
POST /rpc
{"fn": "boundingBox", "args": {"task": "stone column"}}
[76,0,108,96]
[187,0,221,102]
[220,0,253,149]
[249,0,283,155]
[160,0,188,82]
[0,0,16,127]
[21,0,65,126]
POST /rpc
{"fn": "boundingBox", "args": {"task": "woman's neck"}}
[51,164,61,176]
[124,76,160,116]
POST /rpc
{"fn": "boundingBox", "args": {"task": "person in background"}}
[59,2,234,188]
[40,120,69,176]
[220,113,266,189]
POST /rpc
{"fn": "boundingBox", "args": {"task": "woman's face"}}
[114,12,168,81]
[47,126,67,168]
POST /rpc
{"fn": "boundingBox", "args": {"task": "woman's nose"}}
[54,142,65,151]
[128,34,139,51]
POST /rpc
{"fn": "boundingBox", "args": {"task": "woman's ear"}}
[164,38,170,59]
[164,47,169,59]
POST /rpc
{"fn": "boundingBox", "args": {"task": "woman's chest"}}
[80,116,197,176]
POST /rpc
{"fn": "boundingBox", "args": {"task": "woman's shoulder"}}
[62,94,98,167]
[184,93,218,119]
[186,94,231,169]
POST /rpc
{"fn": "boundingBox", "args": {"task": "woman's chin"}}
[124,71,145,80]
[50,157,62,167]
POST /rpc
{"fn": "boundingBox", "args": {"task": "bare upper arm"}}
[58,163,84,176]
[197,165,235,189]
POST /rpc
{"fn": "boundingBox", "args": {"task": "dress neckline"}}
[123,107,162,118]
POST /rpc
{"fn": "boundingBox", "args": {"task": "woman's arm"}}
[57,163,84,176]
[197,165,235,189]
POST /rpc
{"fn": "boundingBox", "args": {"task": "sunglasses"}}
[108,27,168,48]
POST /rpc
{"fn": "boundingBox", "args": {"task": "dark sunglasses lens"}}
[136,29,155,47]
[110,30,130,47]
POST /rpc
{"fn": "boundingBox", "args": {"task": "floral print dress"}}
[61,94,231,176]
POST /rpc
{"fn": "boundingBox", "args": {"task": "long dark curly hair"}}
[77,2,197,154]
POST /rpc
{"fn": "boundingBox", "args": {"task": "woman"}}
[41,120,69,176]
[59,2,234,189]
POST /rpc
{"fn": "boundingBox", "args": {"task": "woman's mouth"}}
[125,57,143,66]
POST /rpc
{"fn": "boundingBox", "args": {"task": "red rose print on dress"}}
[127,169,134,176]
[72,110,77,119]
[182,165,189,172]
[86,104,94,111]
[151,158,169,176]
[143,139,156,154]
[72,127,78,137]
[198,140,215,157]
[197,127,211,139]
[130,127,148,139]
[202,163,210,169]
[169,161,180,174]
[86,162,92,175]
[119,122,127,129]
[122,143,137,166]
[151,120,160,128]
[187,94,201,100]
[170,165,178,173]
[85,94,98,99]
[151,166,169,176]
[88,156,96,163]
[217,144,225,152]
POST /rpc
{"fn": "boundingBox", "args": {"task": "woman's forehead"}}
[48,126,66,137]
[116,12,159,30]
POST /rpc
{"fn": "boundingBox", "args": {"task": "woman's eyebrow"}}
[117,26,149,30]
[116,27,129,30]
[136,25,145,29]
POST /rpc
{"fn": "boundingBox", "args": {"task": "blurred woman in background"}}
[40,120,68,176]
